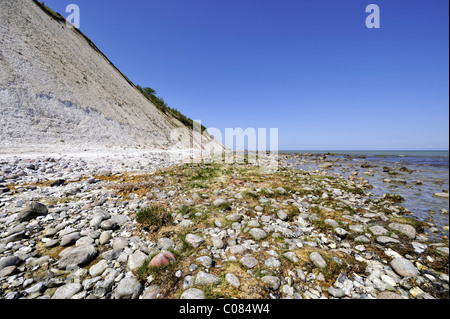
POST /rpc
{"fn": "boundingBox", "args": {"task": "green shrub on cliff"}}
[136,85,207,133]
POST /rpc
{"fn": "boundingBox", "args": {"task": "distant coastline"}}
[280,150,449,158]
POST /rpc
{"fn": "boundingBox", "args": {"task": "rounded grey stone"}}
[240,256,258,269]
[277,210,288,221]
[0,256,21,271]
[157,237,174,250]
[249,228,267,240]
[211,236,224,249]
[369,225,389,236]
[310,252,327,269]
[390,258,420,278]
[265,257,281,268]
[51,283,82,299]
[17,202,48,222]
[114,277,143,299]
[185,234,204,248]
[376,236,400,245]
[213,198,229,207]
[325,219,339,228]
[282,252,299,263]
[327,286,346,298]
[57,245,98,270]
[89,260,108,277]
[195,256,213,268]
[113,237,129,250]
[127,250,148,273]
[195,271,219,285]
[100,219,118,231]
[99,232,111,245]
[225,273,240,288]
[334,228,348,238]
[389,223,416,239]
[226,214,243,222]
[60,232,81,247]
[181,288,205,299]
[261,276,281,290]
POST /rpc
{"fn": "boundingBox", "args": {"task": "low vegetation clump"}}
[188,163,221,182]
[383,193,405,203]
[136,85,207,133]
[136,205,173,233]
[38,1,66,22]
[136,249,179,283]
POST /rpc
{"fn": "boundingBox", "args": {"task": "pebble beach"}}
[0,151,448,299]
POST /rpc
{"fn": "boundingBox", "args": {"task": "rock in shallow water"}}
[433,192,449,199]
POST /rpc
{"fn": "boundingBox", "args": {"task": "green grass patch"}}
[309,205,321,215]
[312,219,333,232]
[390,216,425,232]
[136,249,179,283]
[136,205,173,232]
[216,201,232,211]
[188,164,221,182]
[320,256,349,280]
[203,275,230,299]
[38,1,66,22]
[383,193,405,203]
[243,190,259,199]
[178,232,196,257]
[340,185,365,195]
[286,206,300,221]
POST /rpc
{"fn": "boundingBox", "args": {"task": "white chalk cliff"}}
[0,0,222,154]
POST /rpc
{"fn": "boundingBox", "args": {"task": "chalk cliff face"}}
[0,0,221,154]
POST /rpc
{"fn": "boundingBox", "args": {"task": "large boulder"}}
[390,258,420,278]
[127,250,148,273]
[389,223,416,239]
[180,288,205,299]
[51,283,82,299]
[114,277,143,299]
[0,256,21,271]
[17,202,48,222]
[57,245,98,270]
[310,252,327,269]
[148,252,176,268]
[185,234,204,248]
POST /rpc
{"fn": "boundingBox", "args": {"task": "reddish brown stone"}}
[161,251,176,262]
[148,252,176,268]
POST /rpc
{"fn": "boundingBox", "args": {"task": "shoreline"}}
[279,152,449,241]
[0,152,448,299]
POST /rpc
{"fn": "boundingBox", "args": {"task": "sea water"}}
[283,150,449,241]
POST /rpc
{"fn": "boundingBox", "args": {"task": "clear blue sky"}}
[43,0,449,150]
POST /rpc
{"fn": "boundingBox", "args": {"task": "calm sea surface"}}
[282,150,449,241]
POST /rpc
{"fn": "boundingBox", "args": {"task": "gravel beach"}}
[0,151,448,299]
